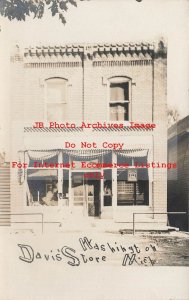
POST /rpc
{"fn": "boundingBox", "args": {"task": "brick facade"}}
[9,41,167,229]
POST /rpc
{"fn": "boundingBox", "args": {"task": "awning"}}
[18,148,149,184]
[64,149,111,158]
[20,148,149,162]
[28,150,60,160]
[25,149,148,160]
[116,149,148,157]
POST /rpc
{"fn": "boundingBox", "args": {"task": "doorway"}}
[72,172,101,217]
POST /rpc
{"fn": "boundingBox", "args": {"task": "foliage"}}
[0,0,77,24]
[168,106,180,127]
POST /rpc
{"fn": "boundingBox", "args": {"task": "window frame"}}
[26,152,70,207]
[44,77,68,121]
[108,76,132,122]
[116,156,149,206]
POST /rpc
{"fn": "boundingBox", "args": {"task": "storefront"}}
[19,148,151,219]
[8,41,167,228]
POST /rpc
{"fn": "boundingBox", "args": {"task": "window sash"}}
[109,103,129,121]
[109,80,130,121]
[110,82,129,102]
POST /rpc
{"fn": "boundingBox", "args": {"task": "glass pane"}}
[110,103,128,121]
[72,157,101,170]
[110,82,129,101]
[103,152,112,164]
[136,181,149,205]
[29,155,58,167]
[46,79,66,103]
[117,169,149,206]
[72,174,84,206]
[117,154,132,166]
[62,170,69,203]
[27,170,58,206]
[134,156,147,165]
[137,168,149,180]
[104,169,112,206]
[117,181,135,205]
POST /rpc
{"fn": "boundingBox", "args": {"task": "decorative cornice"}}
[24,61,82,68]
[24,42,155,61]
[93,60,152,67]
[11,42,167,65]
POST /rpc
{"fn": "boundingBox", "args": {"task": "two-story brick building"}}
[8,41,167,230]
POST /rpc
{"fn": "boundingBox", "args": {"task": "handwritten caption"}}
[18,236,157,267]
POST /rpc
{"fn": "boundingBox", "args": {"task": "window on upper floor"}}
[45,78,67,121]
[109,77,131,121]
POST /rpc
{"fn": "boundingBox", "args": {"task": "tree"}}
[0,0,77,24]
[168,106,180,128]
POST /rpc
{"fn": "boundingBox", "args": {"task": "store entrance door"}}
[72,172,101,217]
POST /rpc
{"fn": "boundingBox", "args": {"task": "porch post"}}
[148,149,153,211]
[112,151,117,220]
[69,155,73,209]
[58,151,63,206]
[100,174,104,218]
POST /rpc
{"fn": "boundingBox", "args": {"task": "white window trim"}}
[44,77,68,122]
[108,76,132,122]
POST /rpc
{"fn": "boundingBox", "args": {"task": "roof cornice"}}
[24,42,155,58]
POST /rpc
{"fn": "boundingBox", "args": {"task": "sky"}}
[0,0,189,149]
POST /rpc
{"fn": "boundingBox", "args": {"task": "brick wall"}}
[10,62,83,122]
[84,62,153,122]
[9,43,167,225]
[153,57,167,220]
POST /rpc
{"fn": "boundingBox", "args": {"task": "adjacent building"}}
[168,115,189,231]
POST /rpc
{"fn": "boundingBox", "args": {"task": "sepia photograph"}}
[0,0,189,299]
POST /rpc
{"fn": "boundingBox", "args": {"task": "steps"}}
[0,163,11,226]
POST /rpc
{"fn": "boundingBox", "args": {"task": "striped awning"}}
[18,148,149,184]
[116,149,148,157]
[24,149,148,160]
[28,150,60,160]
[63,149,111,158]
